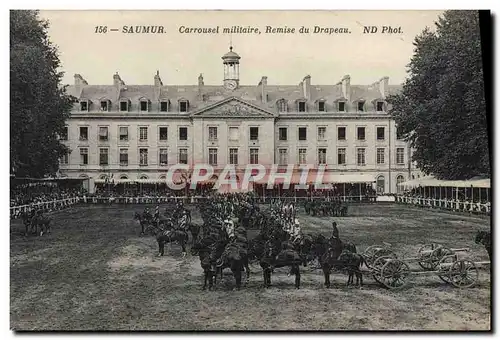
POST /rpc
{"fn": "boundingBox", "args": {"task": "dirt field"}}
[10,203,491,331]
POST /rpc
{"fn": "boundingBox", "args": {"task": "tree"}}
[388,11,489,180]
[10,10,74,178]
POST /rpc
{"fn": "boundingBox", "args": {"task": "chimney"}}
[74,74,88,96]
[303,75,311,99]
[113,72,125,90]
[341,75,350,100]
[154,70,163,87]
[259,76,268,103]
[198,73,204,100]
[379,76,389,99]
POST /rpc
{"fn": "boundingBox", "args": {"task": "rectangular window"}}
[318,148,327,165]
[60,153,69,165]
[140,101,148,112]
[160,101,169,112]
[298,127,307,141]
[179,127,188,140]
[208,148,218,165]
[119,148,128,166]
[377,148,385,164]
[179,148,188,164]
[179,101,188,112]
[278,149,288,165]
[100,101,108,112]
[80,101,88,111]
[139,127,148,142]
[338,102,345,112]
[298,148,307,164]
[119,127,128,141]
[358,102,365,112]
[99,127,108,142]
[249,148,259,164]
[357,148,366,166]
[120,101,128,112]
[159,148,168,166]
[318,101,325,112]
[357,127,366,141]
[229,127,239,141]
[298,101,306,112]
[397,148,405,164]
[337,127,346,141]
[208,127,218,141]
[250,127,259,141]
[79,127,88,141]
[377,127,385,140]
[337,148,346,165]
[139,148,148,166]
[317,127,326,141]
[229,148,238,165]
[376,101,385,112]
[80,148,88,165]
[99,148,108,166]
[60,127,68,141]
[279,127,287,141]
[159,127,168,141]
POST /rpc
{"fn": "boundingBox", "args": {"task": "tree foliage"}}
[388,11,489,180]
[10,10,74,178]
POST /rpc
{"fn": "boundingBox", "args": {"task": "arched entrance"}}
[376,175,385,195]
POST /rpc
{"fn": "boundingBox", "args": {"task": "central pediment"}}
[191,97,276,118]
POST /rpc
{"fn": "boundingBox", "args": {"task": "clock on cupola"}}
[222,46,241,91]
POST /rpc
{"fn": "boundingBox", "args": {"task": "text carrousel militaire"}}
[94,25,404,35]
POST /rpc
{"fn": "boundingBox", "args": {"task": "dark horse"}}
[134,212,152,235]
[214,240,251,290]
[191,238,217,290]
[24,213,51,236]
[156,227,190,257]
[260,239,302,289]
[475,230,491,261]
[316,236,360,288]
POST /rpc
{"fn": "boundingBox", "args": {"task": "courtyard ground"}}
[10,203,491,331]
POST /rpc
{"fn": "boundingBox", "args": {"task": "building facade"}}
[60,47,422,194]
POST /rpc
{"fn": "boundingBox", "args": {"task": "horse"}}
[260,240,302,289]
[156,227,189,257]
[133,212,153,235]
[214,240,251,290]
[30,214,52,236]
[475,230,491,261]
[315,236,359,288]
[20,212,35,236]
[191,238,217,290]
[337,249,365,287]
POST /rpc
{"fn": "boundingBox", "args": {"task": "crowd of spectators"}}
[396,187,491,214]
[10,186,83,207]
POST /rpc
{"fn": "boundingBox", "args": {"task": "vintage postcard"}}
[10,10,491,331]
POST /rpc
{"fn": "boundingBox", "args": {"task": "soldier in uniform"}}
[331,221,339,238]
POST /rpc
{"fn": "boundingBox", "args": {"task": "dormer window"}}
[338,101,346,112]
[376,101,385,112]
[160,100,170,112]
[80,101,88,111]
[140,99,150,112]
[277,99,287,113]
[120,100,130,112]
[357,101,365,112]
[100,100,110,112]
[318,101,326,112]
[179,100,189,113]
[297,101,307,112]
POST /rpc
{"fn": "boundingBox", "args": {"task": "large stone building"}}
[61,47,421,194]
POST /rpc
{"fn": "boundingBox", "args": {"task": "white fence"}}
[396,195,491,214]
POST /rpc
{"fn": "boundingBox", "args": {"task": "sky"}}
[39,10,444,86]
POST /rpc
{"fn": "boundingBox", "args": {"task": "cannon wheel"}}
[448,259,479,288]
[363,246,397,269]
[436,254,458,284]
[371,255,394,285]
[380,259,411,290]
[418,245,453,271]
